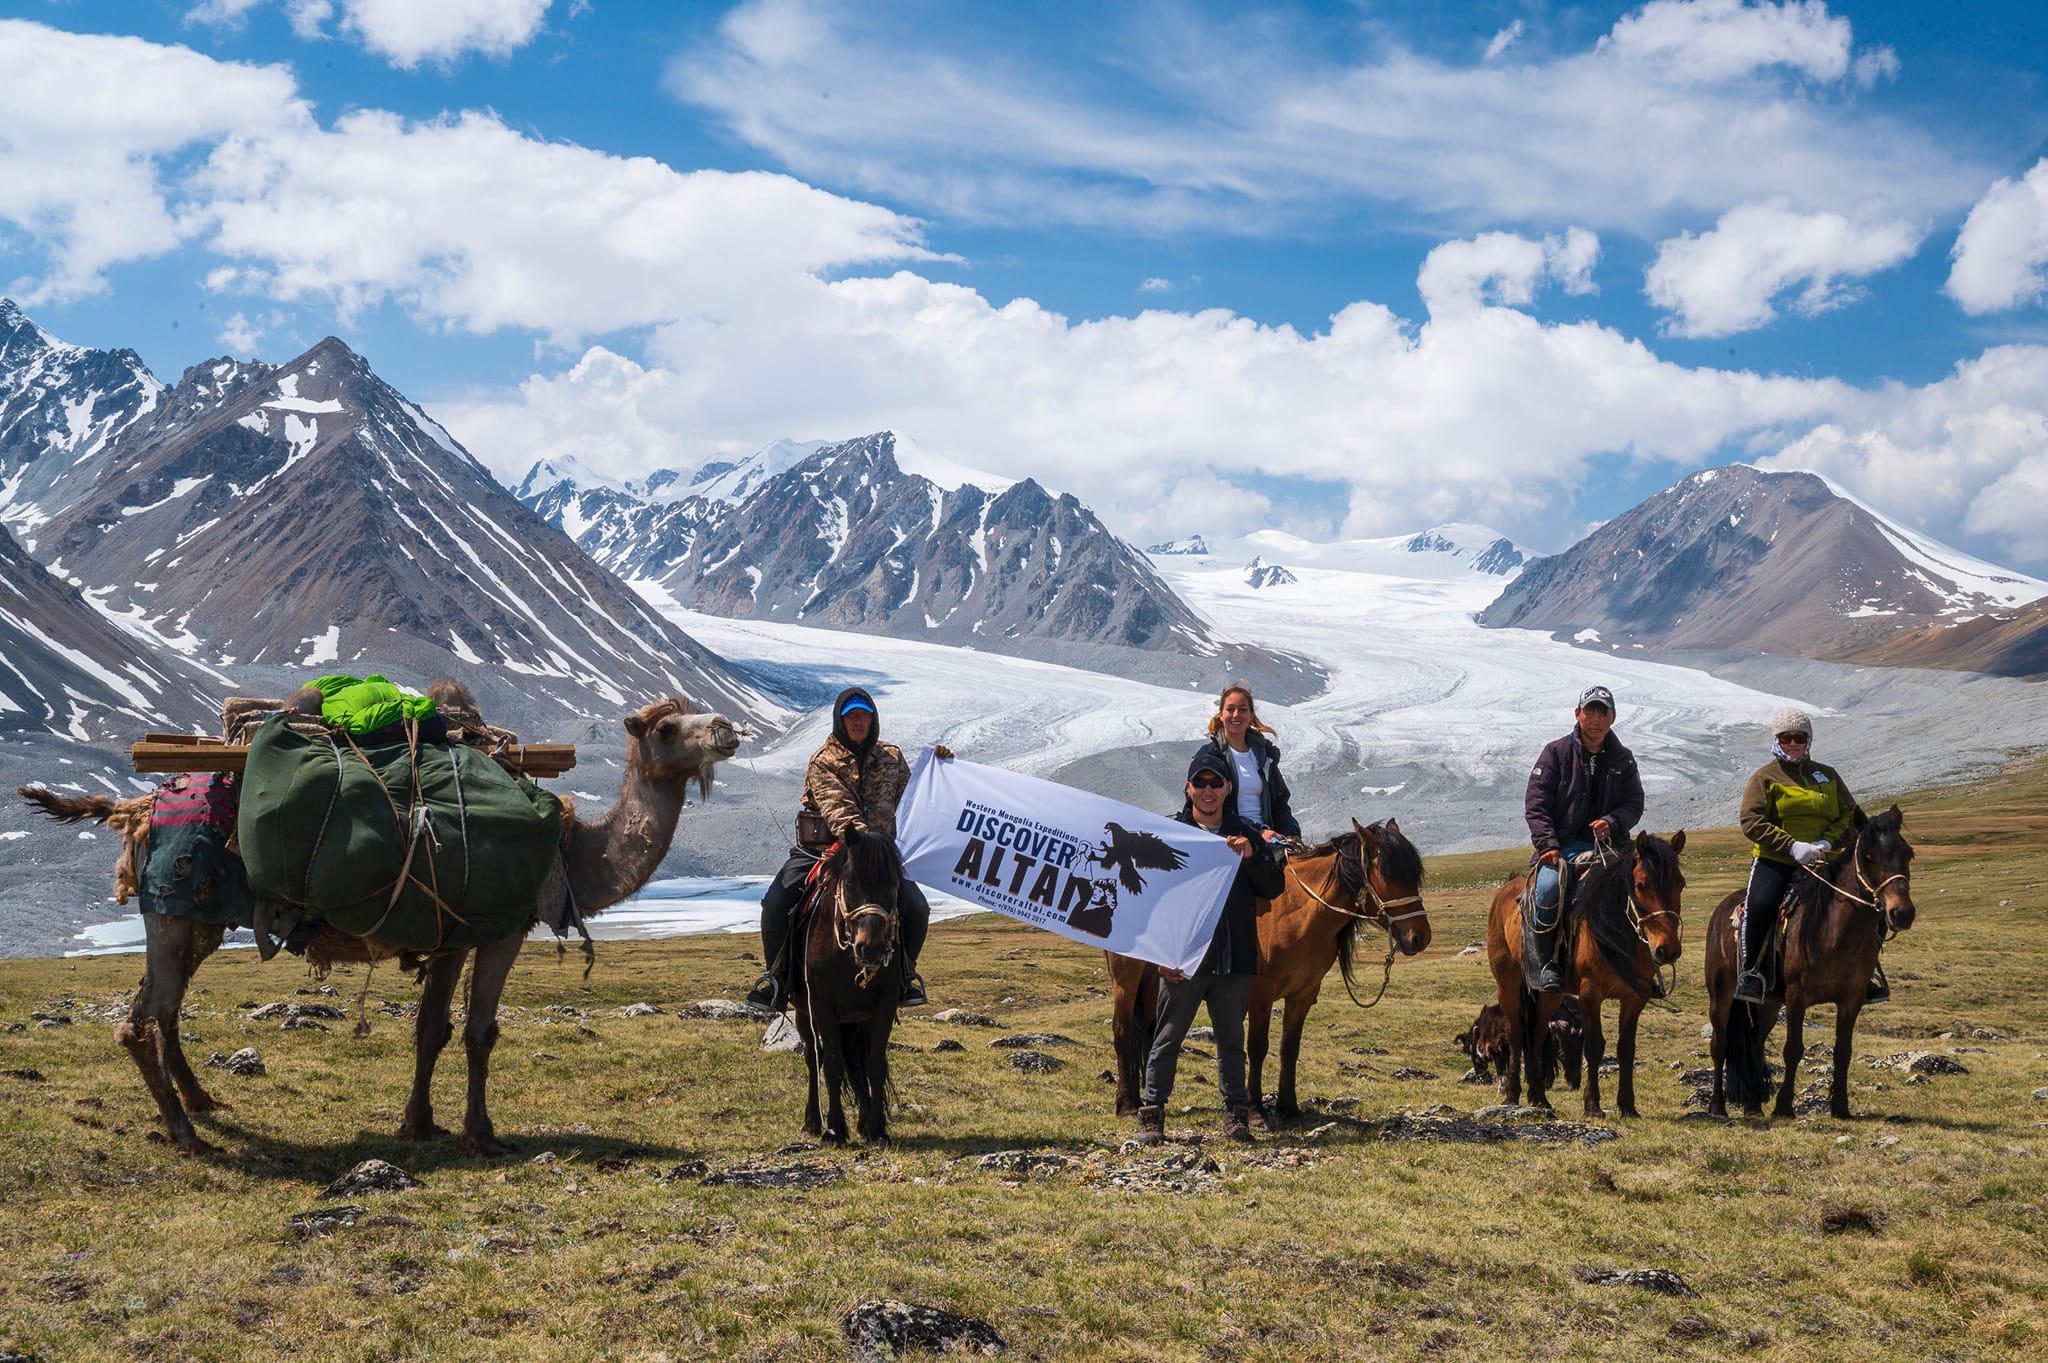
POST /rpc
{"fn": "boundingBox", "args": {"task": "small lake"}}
[65,877,986,955]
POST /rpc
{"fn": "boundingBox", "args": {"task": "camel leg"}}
[1246,993,1272,1128]
[1275,995,1311,1125]
[398,952,464,1141]
[1774,1002,1805,1120]
[163,924,228,1113]
[1829,1001,1861,1121]
[457,937,519,1157]
[1615,996,1644,1118]
[120,916,210,1153]
[1581,997,1607,1119]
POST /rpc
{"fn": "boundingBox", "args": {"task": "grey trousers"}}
[1142,970,1255,1108]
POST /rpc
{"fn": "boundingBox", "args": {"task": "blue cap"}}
[838,696,876,716]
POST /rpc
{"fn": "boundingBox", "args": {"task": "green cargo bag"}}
[238,713,563,952]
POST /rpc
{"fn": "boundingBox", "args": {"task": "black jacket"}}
[1524,729,1644,855]
[1203,731,1302,840]
[1174,803,1284,976]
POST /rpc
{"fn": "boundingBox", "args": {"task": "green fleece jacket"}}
[1740,756,1859,865]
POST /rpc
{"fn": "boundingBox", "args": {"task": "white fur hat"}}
[1771,707,1814,740]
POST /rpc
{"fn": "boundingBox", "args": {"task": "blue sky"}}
[4,1,2048,569]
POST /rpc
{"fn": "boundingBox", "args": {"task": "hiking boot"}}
[744,973,784,1011]
[1733,970,1766,1004]
[1222,1104,1254,1143]
[1134,1104,1165,1146]
[1864,972,1890,1005]
[1534,963,1567,994]
[900,968,928,1009]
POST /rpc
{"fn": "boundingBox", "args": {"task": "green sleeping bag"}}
[238,713,563,951]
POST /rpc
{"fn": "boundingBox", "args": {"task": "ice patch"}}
[301,625,341,665]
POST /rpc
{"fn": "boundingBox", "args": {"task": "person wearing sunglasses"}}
[747,687,935,1011]
[1199,683,1301,845]
[1133,749,1285,1147]
[1734,706,1871,1003]
[1523,684,1645,993]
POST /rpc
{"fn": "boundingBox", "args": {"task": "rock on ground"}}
[322,1159,419,1198]
[843,1300,1005,1362]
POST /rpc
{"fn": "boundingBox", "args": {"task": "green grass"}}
[4,756,2047,1361]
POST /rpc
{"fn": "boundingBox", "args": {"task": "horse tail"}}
[17,786,116,824]
[1517,983,1554,1098]
[1722,1001,1771,1106]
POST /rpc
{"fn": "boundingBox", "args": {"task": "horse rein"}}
[1799,838,1909,938]
[1583,836,1682,999]
[1286,848,1424,1010]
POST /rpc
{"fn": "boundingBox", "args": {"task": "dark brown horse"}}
[1108,818,1430,1122]
[1486,831,1687,1117]
[793,828,904,1146]
[1706,806,1915,1120]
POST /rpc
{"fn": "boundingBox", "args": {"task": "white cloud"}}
[192,109,936,337]
[218,311,263,353]
[1645,201,1923,337]
[1417,229,1599,316]
[1946,159,2048,315]
[670,0,1968,237]
[1140,277,1174,293]
[0,20,305,302]
[188,0,555,68]
[1761,345,2048,567]
[1483,21,1524,63]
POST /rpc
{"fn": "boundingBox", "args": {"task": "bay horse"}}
[1706,806,1915,1121]
[1108,817,1430,1123]
[1485,831,1686,1117]
[793,828,905,1146]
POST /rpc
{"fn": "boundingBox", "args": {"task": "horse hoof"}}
[188,1094,230,1114]
[461,1134,515,1158]
[1248,1108,1271,1132]
[397,1121,450,1141]
[822,1131,847,1147]
[1584,1106,1605,1120]
[1618,1105,1639,1120]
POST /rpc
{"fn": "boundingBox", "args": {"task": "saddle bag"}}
[796,810,835,851]
[238,713,563,952]
[142,772,254,927]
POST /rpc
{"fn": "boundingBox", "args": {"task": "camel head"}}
[623,696,748,801]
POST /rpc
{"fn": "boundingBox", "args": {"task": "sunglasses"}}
[1189,775,1228,790]
[1777,732,1810,745]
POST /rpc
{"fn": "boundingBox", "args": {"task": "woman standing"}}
[1734,706,1870,1003]
[1201,684,1302,845]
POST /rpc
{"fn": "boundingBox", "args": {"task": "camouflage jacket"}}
[801,736,910,842]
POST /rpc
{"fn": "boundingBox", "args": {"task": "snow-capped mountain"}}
[1162,524,1535,581]
[0,522,223,741]
[0,300,166,546]
[1146,535,1211,556]
[1,306,771,730]
[523,430,1229,663]
[1245,558,1297,588]
[1478,464,2048,665]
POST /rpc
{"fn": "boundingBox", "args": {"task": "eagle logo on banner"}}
[1067,822,1190,938]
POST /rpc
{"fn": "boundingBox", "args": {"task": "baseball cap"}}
[838,695,876,716]
[1187,749,1233,782]
[1577,685,1615,712]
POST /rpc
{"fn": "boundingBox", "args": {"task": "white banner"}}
[897,749,1243,975]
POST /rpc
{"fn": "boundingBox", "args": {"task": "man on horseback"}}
[1523,685,1644,994]
[1733,706,1870,1004]
[748,687,932,1010]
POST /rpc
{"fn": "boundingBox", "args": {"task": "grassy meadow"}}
[3,755,2047,1361]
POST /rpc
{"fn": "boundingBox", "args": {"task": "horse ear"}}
[1385,817,1400,835]
[1852,806,1869,830]
[1351,817,1376,845]
[1887,803,1903,823]
[1670,829,1686,855]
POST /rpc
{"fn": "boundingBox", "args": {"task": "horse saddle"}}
[1517,862,1577,993]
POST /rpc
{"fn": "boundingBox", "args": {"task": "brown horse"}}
[1486,831,1686,1117]
[1706,806,1915,1120]
[1108,818,1430,1122]
[793,829,904,1146]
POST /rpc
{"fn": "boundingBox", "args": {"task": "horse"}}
[1705,806,1915,1120]
[1108,817,1430,1123]
[1485,830,1686,1117]
[792,828,905,1146]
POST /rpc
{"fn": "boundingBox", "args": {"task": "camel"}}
[19,688,744,1157]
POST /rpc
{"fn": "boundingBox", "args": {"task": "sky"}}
[4,0,2048,571]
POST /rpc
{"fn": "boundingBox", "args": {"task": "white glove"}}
[1790,840,1825,865]
[1815,839,1832,852]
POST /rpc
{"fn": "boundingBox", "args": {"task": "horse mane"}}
[1794,807,1906,955]
[1298,822,1422,992]
[827,827,903,903]
[1574,839,1659,994]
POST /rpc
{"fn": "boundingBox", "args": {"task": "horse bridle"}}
[1287,843,1426,1009]
[1801,835,1910,938]
[832,878,899,988]
[1585,837,1682,998]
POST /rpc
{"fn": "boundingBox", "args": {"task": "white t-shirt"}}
[1230,745,1263,826]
